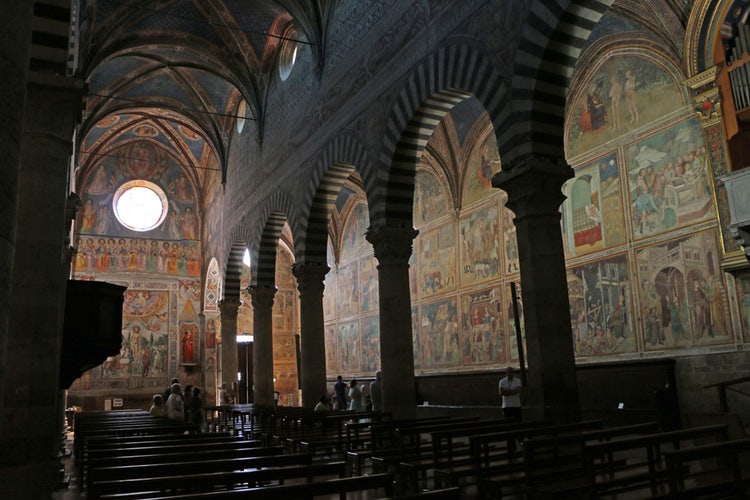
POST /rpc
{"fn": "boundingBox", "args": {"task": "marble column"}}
[0,0,33,415]
[249,285,277,408]
[0,72,84,498]
[492,156,581,423]
[219,298,240,400]
[366,225,419,419]
[292,262,329,409]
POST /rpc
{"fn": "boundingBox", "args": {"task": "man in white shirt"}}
[499,366,522,421]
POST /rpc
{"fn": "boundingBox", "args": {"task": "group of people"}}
[318,371,383,413]
[148,377,205,431]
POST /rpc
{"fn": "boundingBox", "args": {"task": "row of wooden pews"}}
[75,408,462,499]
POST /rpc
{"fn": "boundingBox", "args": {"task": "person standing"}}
[369,370,383,412]
[348,379,364,411]
[166,383,185,421]
[499,367,522,421]
[333,375,346,411]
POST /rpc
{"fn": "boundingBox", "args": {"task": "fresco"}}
[73,238,201,277]
[336,261,360,318]
[418,298,459,369]
[179,300,199,364]
[325,325,338,373]
[204,258,221,313]
[360,256,379,312]
[567,55,684,158]
[562,153,626,257]
[459,203,501,286]
[340,203,369,260]
[109,289,170,379]
[462,133,501,207]
[411,306,421,370]
[502,201,519,274]
[737,275,750,343]
[414,168,450,227]
[417,224,456,298]
[460,287,505,365]
[626,118,713,239]
[567,254,636,357]
[506,282,526,362]
[635,230,731,349]
[78,141,198,241]
[361,316,381,373]
[323,242,337,320]
[338,321,361,373]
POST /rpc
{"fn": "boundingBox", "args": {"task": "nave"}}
[54,406,750,499]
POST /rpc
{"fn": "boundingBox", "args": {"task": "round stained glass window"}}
[112,180,168,231]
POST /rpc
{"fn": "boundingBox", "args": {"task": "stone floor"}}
[52,432,84,500]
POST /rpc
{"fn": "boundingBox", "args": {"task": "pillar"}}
[249,285,276,408]
[492,156,581,423]
[366,225,419,419]
[219,298,240,400]
[292,262,329,408]
[0,72,84,497]
[0,0,33,417]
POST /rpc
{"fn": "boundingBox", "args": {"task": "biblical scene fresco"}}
[502,201,519,275]
[567,55,684,158]
[340,203,369,260]
[567,255,636,357]
[338,321,361,373]
[418,298,459,369]
[635,230,731,350]
[78,141,199,241]
[417,224,456,298]
[625,118,713,239]
[737,275,750,343]
[562,153,625,257]
[459,203,501,286]
[460,287,505,365]
[361,316,381,373]
[360,256,379,312]
[337,261,360,318]
[462,133,501,207]
[414,168,450,228]
[506,282,525,362]
[323,243,337,320]
[74,237,200,277]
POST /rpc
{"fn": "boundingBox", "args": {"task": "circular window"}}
[237,100,247,134]
[278,27,298,81]
[112,180,168,231]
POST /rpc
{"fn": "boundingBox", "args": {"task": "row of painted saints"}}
[74,237,201,276]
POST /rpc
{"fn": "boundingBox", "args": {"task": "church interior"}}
[3,0,750,498]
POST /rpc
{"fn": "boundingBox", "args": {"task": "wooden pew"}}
[661,438,750,499]
[583,423,730,498]
[86,451,312,489]
[119,472,396,499]
[86,436,261,461]
[474,420,656,499]
[89,461,347,499]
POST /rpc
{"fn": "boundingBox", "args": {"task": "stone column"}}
[493,156,581,423]
[219,298,240,399]
[249,285,277,408]
[366,225,419,419]
[292,262,329,409]
[0,0,33,416]
[0,72,84,498]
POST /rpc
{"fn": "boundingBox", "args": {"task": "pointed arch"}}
[297,132,373,266]
[503,0,615,164]
[377,43,508,229]
[254,191,297,286]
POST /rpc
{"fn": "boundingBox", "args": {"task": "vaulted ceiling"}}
[76,0,333,198]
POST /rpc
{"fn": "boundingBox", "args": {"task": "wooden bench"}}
[86,451,312,489]
[583,423,730,498]
[86,436,262,461]
[661,437,750,498]
[89,461,347,499]
[475,421,657,499]
[121,472,396,499]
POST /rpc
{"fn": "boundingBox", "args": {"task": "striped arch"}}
[297,132,372,265]
[502,0,614,164]
[223,224,253,301]
[377,43,508,228]
[253,191,297,287]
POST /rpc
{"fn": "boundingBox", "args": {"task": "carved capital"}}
[492,155,574,217]
[248,284,277,309]
[218,298,241,319]
[292,261,329,296]
[366,225,419,265]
